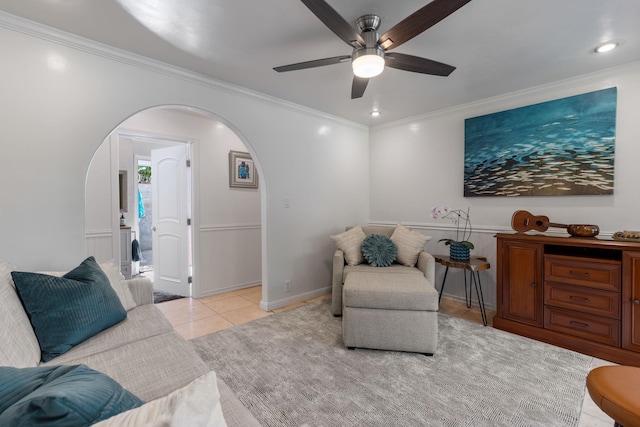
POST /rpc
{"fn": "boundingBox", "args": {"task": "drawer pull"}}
[634,299,640,305]
[569,320,590,329]
[569,295,590,303]
[569,270,590,278]
[530,282,536,288]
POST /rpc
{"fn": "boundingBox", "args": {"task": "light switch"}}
[284,197,291,208]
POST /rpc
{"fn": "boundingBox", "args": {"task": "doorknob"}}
[152,226,157,232]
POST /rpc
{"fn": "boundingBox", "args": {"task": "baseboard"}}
[260,286,332,311]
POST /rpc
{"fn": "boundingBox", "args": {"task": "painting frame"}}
[229,150,258,189]
[463,87,617,197]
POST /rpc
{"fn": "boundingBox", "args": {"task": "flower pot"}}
[449,242,470,261]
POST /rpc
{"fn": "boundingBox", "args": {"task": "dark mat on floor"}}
[153,290,185,304]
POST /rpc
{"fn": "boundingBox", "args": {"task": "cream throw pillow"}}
[330,226,366,266]
[93,371,226,427]
[100,261,138,311]
[391,223,431,267]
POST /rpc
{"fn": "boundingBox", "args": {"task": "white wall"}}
[0,15,369,309]
[370,62,640,309]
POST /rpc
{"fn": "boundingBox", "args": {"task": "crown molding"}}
[0,11,367,132]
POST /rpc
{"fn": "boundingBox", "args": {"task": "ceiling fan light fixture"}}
[352,48,385,78]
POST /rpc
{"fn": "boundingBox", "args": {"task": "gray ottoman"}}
[342,271,438,355]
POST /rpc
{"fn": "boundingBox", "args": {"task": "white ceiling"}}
[0,0,638,125]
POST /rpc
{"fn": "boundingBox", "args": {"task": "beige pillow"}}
[330,226,366,266]
[93,371,226,427]
[390,223,431,267]
[100,261,138,311]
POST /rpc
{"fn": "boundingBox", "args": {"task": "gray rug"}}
[191,300,592,427]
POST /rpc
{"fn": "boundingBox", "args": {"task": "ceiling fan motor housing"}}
[352,14,385,78]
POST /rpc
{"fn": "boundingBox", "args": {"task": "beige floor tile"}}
[162,304,218,327]
[221,305,272,325]
[203,295,255,314]
[198,291,241,304]
[155,297,203,314]
[174,314,234,340]
[460,309,494,327]
[234,286,261,296]
[272,301,306,313]
[242,292,263,305]
[304,294,331,303]
[578,412,616,427]
[439,299,469,317]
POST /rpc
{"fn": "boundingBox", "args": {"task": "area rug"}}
[153,290,185,304]
[191,300,592,427]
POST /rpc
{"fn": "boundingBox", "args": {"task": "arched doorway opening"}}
[85,105,264,303]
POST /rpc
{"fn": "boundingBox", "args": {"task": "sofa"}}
[0,257,260,426]
[331,224,436,316]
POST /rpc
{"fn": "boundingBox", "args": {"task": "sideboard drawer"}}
[544,255,621,291]
[544,307,620,346]
[544,282,620,319]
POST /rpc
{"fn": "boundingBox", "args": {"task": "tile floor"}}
[157,286,614,427]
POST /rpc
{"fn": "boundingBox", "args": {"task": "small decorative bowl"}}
[567,224,600,237]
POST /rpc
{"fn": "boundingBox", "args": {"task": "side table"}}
[434,255,490,326]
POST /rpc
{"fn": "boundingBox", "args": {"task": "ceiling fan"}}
[273,0,472,99]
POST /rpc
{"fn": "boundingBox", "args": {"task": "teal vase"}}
[449,242,470,261]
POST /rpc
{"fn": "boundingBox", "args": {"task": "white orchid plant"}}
[431,206,474,249]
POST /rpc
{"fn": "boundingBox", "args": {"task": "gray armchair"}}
[331,225,435,316]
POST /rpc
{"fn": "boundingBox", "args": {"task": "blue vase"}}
[449,242,470,261]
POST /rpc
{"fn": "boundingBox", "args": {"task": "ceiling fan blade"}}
[351,76,369,99]
[379,0,471,51]
[385,52,455,76]
[300,0,365,47]
[274,55,351,72]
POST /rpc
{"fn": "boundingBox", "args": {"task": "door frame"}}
[114,130,197,296]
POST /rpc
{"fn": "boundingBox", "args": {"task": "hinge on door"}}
[187,218,191,226]
[186,159,191,167]
[188,276,192,284]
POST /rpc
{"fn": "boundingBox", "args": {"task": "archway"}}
[85,105,265,303]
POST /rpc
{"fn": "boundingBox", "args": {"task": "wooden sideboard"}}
[495,233,640,366]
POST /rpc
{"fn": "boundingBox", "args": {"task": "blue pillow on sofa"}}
[361,234,398,267]
[11,256,127,362]
[0,364,143,426]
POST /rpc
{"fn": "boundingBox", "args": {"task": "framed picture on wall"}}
[463,87,617,197]
[229,150,258,188]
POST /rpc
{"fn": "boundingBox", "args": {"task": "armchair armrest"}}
[126,277,154,306]
[332,249,345,316]
[416,251,436,286]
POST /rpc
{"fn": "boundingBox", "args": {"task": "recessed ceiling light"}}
[370,110,381,117]
[595,42,618,53]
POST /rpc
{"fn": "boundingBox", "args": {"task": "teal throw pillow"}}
[0,364,143,426]
[361,234,397,267]
[11,256,127,362]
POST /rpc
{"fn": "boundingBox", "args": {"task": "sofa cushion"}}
[43,304,174,365]
[100,261,138,311]
[49,331,210,402]
[331,225,366,266]
[391,223,431,267]
[11,256,127,362]
[93,371,226,427]
[343,271,439,311]
[343,263,423,282]
[361,234,397,267]
[0,259,41,368]
[0,364,142,426]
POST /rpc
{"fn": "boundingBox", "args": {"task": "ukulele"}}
[511,210,599,237]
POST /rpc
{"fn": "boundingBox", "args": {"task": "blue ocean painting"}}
[464,87,617,197]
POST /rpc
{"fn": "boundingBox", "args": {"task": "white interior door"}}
[151,144,191,296]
